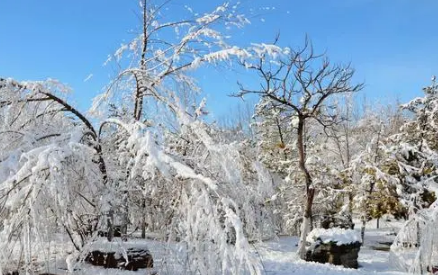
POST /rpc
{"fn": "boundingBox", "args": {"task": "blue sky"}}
[1,0,438,120]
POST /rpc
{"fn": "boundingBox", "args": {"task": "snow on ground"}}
[255,236,405,275]
[253,218,409,275]
[32,218,410,275]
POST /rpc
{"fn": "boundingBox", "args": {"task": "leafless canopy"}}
[237,39,364,127]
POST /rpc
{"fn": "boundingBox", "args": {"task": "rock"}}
[85,248,153,271]
[124,248,154,270]
[306,241,361,269]
[427,266,438,274]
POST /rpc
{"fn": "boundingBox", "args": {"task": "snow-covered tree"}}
[0,1,275,273]
[87,1,272,273]
[236,39,363,258]
[383,79,438,214]
[0,78,109,272]
[389,78,438,273]
[343,101,406,242]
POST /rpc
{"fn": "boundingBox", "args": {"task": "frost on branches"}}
[0,1,279,274]
[0,78,106,272]
[90,1,271,273]
[388,78,438,274]
[0,78,268,274]
[238,38,363,259]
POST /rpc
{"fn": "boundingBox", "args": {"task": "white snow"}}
[307,228,362,245]
[255,236,406,275]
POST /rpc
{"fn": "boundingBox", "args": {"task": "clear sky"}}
[1,0,438,120]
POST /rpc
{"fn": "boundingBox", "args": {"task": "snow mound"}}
[307,228,361,245]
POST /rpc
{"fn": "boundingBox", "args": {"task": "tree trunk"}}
[297,187,316,259]
[416,220,424,273]
[141,198,146,239]
[361,216,366,243]
[135,1,149,240]
[361,181,376,244]
[296,117,314,259]
[122,190,129,241]
[107,208,114,242]
[348,192,354,229]
[298,215,311,259]
[376,217,380,229]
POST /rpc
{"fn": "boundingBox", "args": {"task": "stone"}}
[427,266,438,274]
[306,241,361,269]
[124,248,154,270]
[85,248,153,271]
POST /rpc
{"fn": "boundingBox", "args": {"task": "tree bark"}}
[361,217,366,243]
[141,198,146,239]
[296,117,315,259]
[107,208,114,241]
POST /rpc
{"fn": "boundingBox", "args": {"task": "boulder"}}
[306,241,361,269]
[305,228,362,269]
[85,248,153,271]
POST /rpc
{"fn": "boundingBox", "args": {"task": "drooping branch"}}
[0,78,108,185]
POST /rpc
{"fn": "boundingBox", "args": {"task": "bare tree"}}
[236,39,363,258]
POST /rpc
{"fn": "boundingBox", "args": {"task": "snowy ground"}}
[253,218,408,275]
[27,219,411,275]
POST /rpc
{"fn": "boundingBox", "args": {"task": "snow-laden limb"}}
[84,1,276,272]
[174,186,262,275]
[250,43,285,59]
[90,0,251,119]
[0,78,111,273]
[96,94,271,274]
[103,118,217,191]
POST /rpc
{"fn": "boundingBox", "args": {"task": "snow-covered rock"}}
[306,228,362,269]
